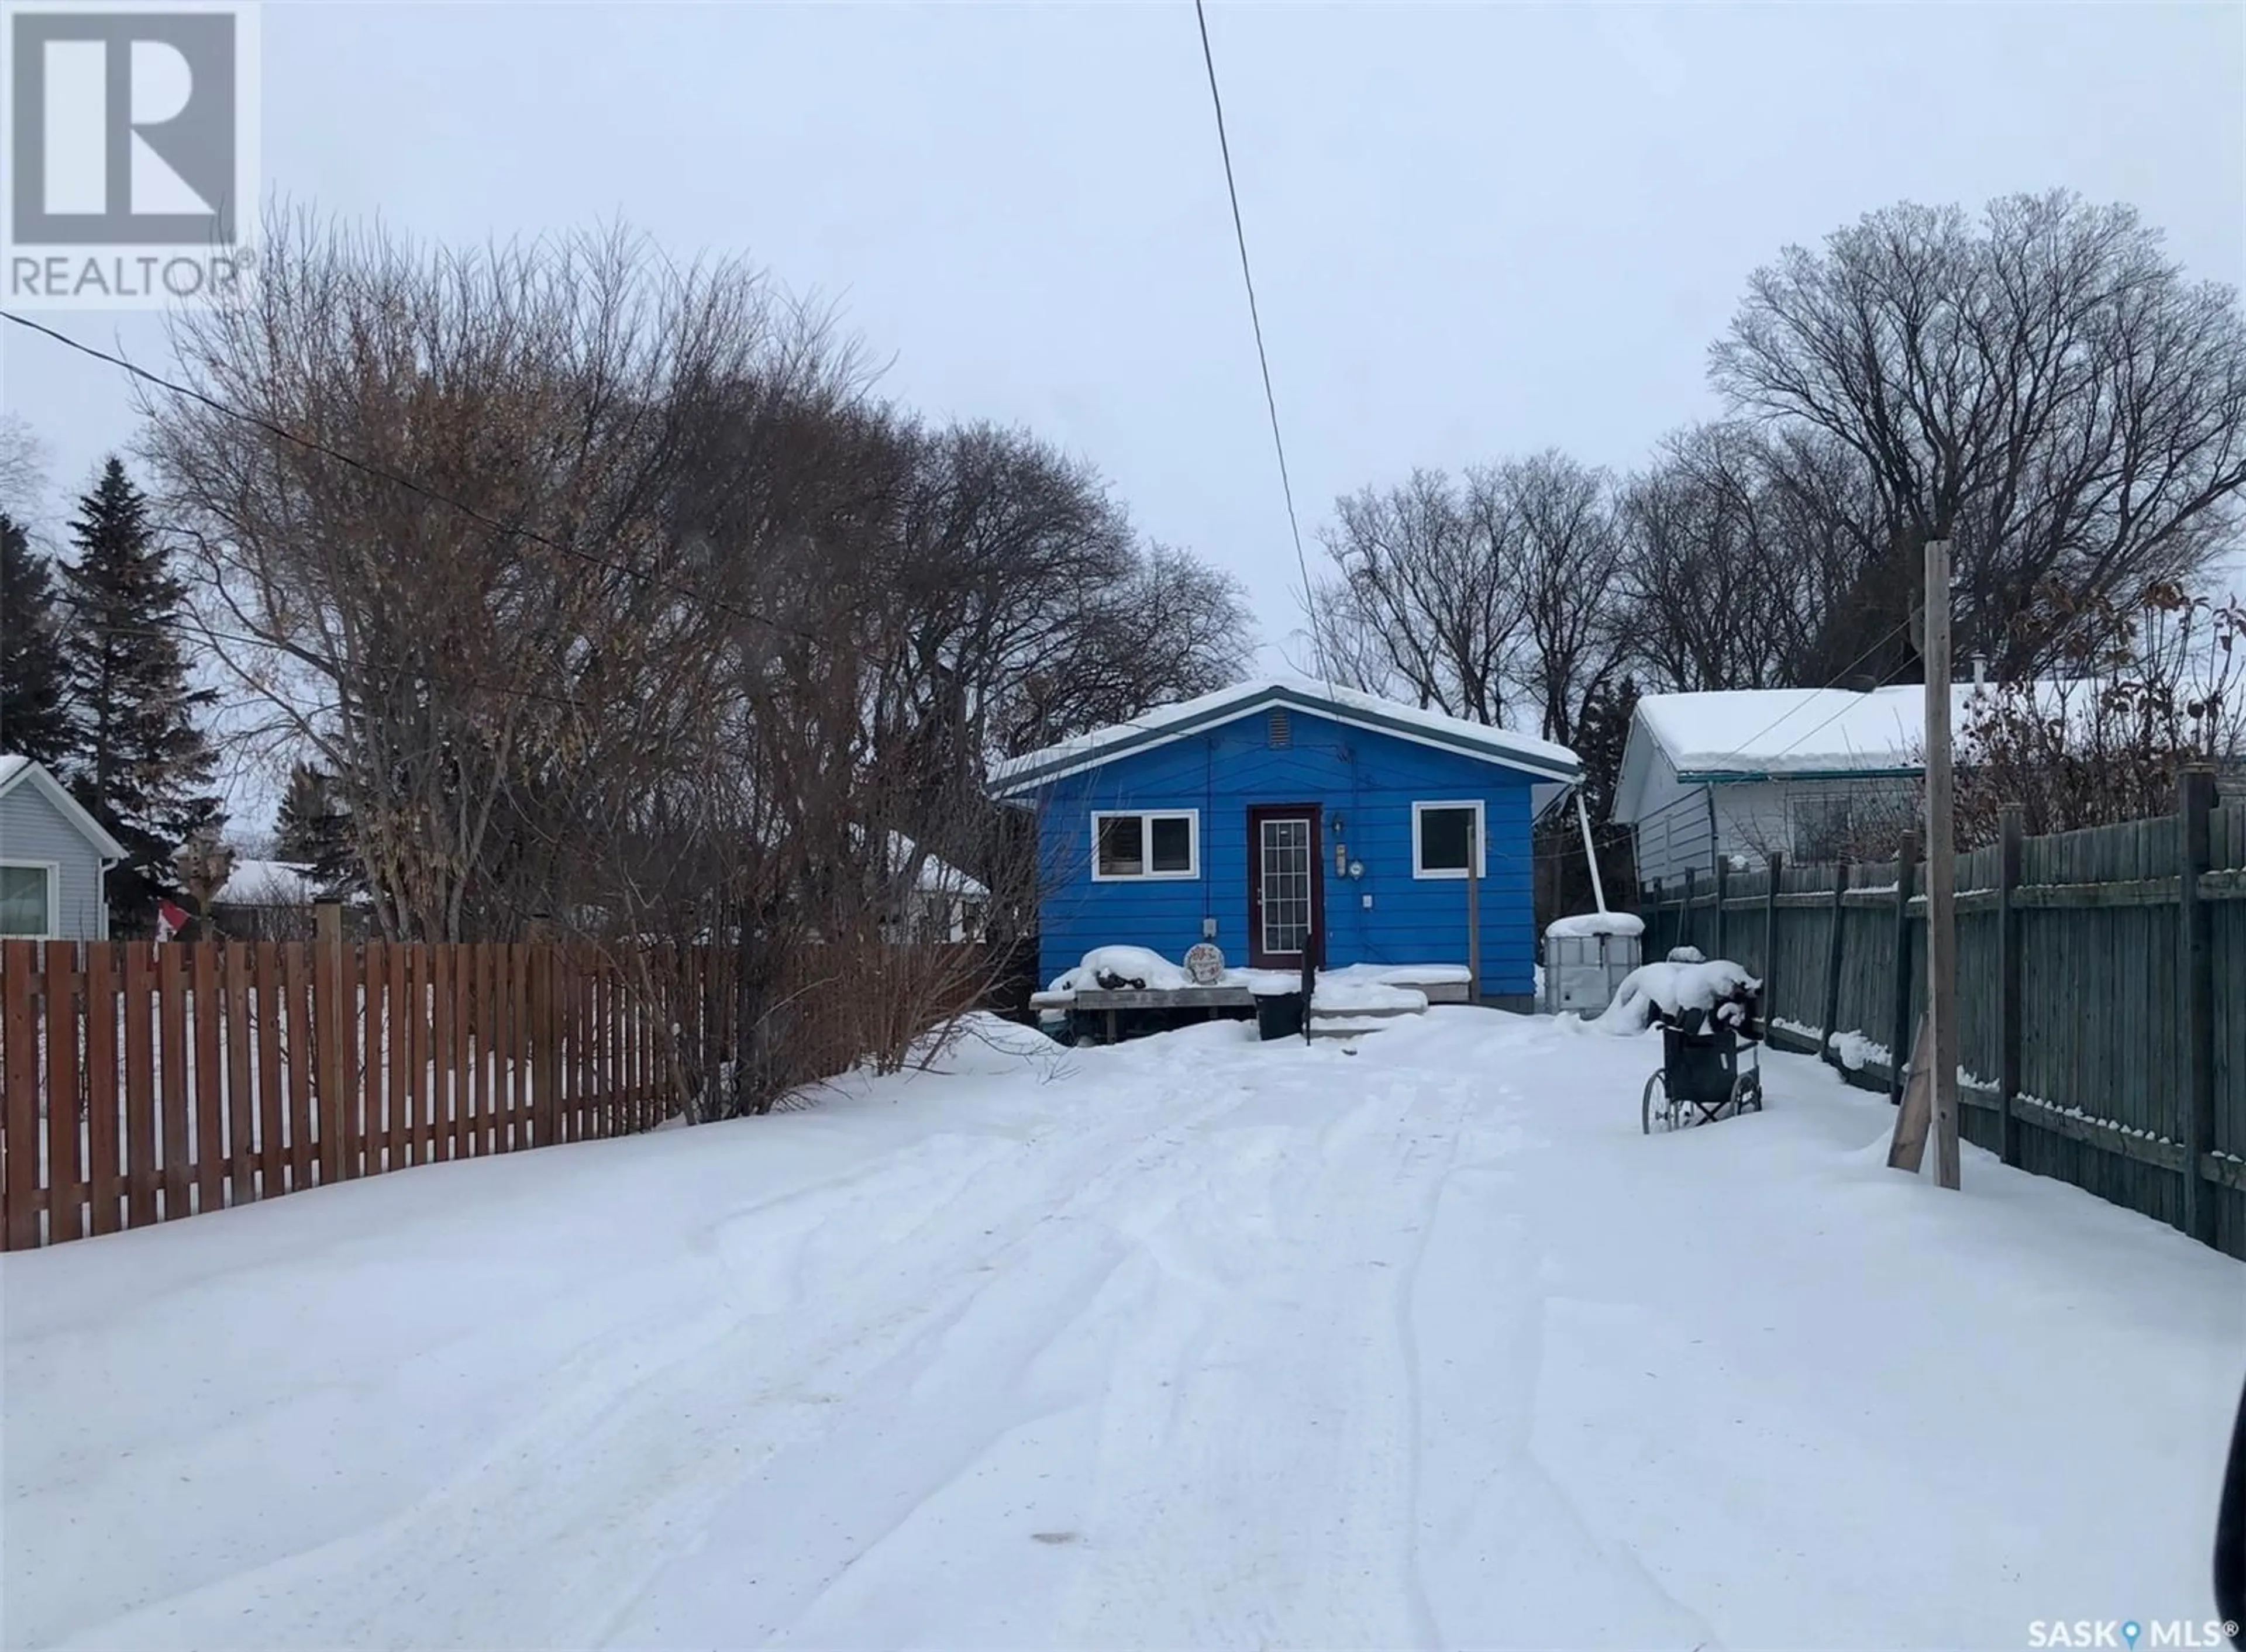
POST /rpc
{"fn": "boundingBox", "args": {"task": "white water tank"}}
[1541,912,1645,1015]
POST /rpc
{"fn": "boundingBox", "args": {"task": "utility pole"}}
[1924,537,1961,1191]
[1574,789,1608,913]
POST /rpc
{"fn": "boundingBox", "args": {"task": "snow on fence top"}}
[989,677,1582,795]
[1545,911,1644,940]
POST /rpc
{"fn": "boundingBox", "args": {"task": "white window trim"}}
[0,860,60,940]
[1411,800,1487,880]
[1090,809,1201,882]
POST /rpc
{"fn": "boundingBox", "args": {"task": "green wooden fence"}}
[1638,781,2246,1258]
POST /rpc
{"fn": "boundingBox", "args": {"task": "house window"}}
[0,863,55,937]
[1091,810,1199,880]
[1411,801,1486,879]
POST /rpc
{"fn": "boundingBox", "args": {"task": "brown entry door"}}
[1247,804,1322,970]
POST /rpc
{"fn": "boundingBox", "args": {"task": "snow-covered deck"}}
[1036,947,1474,1014]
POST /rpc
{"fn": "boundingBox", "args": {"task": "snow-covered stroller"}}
[1641,994,1764,1133]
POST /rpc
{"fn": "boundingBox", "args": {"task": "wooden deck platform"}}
[1050,978,1473,1013]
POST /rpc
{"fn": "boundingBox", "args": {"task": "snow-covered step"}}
[1308,1014,1409,1039]
[1311,980,1428,1015]
[1306,980,1434,1041]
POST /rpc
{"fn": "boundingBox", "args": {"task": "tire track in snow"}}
[1052,1065,1480,1651]
[1404,1086,1724,1651]
[54,1061,1254,1652]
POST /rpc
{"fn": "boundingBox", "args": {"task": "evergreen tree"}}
[0,513,75,767]
[273,760,360,898]
[58,458,222,919]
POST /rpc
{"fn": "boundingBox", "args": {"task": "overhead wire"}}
[2,311,1217,752]
[1190,0,1326,682]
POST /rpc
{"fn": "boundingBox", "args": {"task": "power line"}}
[6,309,1267,760]
[1693,616,1919,774]
[2,309,845,659]
[1190,0,1325,680]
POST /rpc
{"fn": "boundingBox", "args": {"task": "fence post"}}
[532,944,557,1148]
[1648,878,1664,956]
[1996,805,2024,1168]
[2179,766,2217,1246]
[1887,836,1919,1109]
[1821,856,1848,1068]
[1681,867,1696,957]
[1761,851,1783,1018]
[1713,856,1730,960]
[315,902,346,1185]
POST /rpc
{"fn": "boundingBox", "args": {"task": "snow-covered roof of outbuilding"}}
[890,834,987,899]
[1632,685,1973,781]
[216,858,322,905]
[988,677,1583,797]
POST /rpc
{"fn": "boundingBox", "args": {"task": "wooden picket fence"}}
[1637,776,2246,1257]
[0,938,722,1251]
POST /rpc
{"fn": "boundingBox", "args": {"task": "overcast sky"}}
[7,0,2243,680]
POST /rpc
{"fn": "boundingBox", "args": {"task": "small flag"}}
[156,899,191,941]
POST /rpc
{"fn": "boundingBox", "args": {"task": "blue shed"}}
[991,680,1583,1009]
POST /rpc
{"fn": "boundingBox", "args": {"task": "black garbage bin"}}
[1256,991,1304,1041]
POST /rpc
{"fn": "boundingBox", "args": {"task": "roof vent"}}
[1267,710,1291,749]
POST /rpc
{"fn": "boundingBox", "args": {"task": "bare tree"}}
[1311,469,1524,723]
[146,211,866,943]
[996,543,1252,756]
[1712,190,2246,678]
[1948,582,2246,843]
[0,413,46,518]
[1498,451,1629,747]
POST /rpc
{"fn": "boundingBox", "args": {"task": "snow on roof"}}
[893,834,988,900]
[1545,911,1645,940]
[988,677,1583,796]
[217,858,321,905]
[1633,685,1955,779]
[1634,672,2239,785]
[0,754,28,791]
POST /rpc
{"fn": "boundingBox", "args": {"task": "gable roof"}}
[0,756,129,859]
[1611,673,2246,823]
[988,677,1583,798]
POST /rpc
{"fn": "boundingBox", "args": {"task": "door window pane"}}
[1260,818,1312,954]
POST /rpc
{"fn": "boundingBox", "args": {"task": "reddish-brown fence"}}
[0,939,719,1250]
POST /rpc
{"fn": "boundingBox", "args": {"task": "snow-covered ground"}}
[6,1010,2242,1650]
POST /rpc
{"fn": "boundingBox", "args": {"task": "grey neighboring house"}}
[1612,687,1948,884]
[1613,680,2246,884]
[0,756,126,940]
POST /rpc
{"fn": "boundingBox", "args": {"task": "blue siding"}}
[1029,708,1542,996]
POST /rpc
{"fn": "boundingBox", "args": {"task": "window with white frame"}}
[1411,801,1486,878]
[1091,810,1199,880]
[0,863,56,937]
